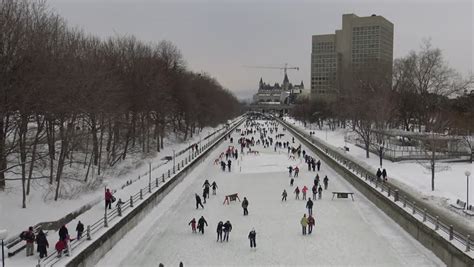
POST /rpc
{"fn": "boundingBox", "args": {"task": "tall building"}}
[311,14,394,100]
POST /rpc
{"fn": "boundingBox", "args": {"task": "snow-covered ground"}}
[284,118,474,211]
[98,120,444,266]
[0,123,231,245]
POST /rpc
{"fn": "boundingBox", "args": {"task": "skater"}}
[312,184,317,200]
[282,189,287,201]
[197,216,208,234]
[220,161,226,171]
[301,214,308,235]
[323,175,329,190]
[301,185,308,200]
[211,181,218,195]
[382,168,387,182]
[376,168,382,182]
[306,198,313,216]
[217,221,224,242]
[248,228,257,248]
[227,159,232,172]
[314,174,320,187]
[223,220,232,242]
[294,186,300,200]
[290,177,294,186]
[195,193,204,209]
[36,229,49,259]
[318,185,323,199]
[76,221,84,240]
[21,226,35,256]
[189,218,197,233]
[316,160,321,171]
[202,188,208,204]
[308,214,315,234]
[105,188,113,209]
[287,166,293,177]
[294,166,299,177]
[242,197,249,216]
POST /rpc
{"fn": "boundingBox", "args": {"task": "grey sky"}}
[49,0,473,100]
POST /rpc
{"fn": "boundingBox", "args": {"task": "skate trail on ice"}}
[99,120,444,266]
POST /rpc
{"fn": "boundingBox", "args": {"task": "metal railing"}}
[278,118,474,255]
[39,116,245,267]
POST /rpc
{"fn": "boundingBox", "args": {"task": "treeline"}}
[292,40,473,159]
[0,0,241,205]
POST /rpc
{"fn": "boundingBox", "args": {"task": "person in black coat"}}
[58,225,69,241]
[248,228,256,248]
[195,193,204,209]
[376,168,382,182]
[36,229,49,259]
[306,199,313,215]
[242,197,249,216]
[211,181,218,195]
[227,160,232,172]
[223,221,232,242]
[216,221,224,242]
[323,176,329,190]
[316,160,321,171]
[382,169,387,181]
[197,216,208,234]
[76,221,84,240]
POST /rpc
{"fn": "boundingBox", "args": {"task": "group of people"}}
[376,168,388,182]
[21,221,85,259]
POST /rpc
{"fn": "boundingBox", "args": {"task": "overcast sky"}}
[49,0,473,100]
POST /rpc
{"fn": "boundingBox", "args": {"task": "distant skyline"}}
[49,0,473,100]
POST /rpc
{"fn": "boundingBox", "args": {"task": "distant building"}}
[250,73,305,114]
[311,14,394,101]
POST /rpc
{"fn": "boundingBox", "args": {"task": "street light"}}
[0,229,8,267]
[173,149,175,170]
[466,170,471,209]
[379,143,384,168]
[148,161,152,186]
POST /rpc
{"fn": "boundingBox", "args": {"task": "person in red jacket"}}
[301,186,308,200]
[188,218,197,233]
[21,226,35,256]
[105,188,113,209]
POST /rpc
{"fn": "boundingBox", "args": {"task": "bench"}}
[332,192,354,201]
[463,205,474,216]
[450,199,466,210]
[223,193,241,205]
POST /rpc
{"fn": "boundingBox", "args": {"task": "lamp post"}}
[1,229,8,267]
[148,161,152,185]
[379,144,384,168]
[173,149,175,170]
[466,170,471,209]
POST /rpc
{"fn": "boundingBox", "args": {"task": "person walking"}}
[287,166,293,177]
[300,214,308,235]
[306,198,313,216]
[376,168,382,182]
[281,189,287,201]
[312,185,317,200]
[323,175,329,190]
[318,185,323,199]
[197,216,208,234]
[216,221,224,242]
[308,214,315,234]
[314,174,320,188]
[290,177,294,186]
[76,221,84,240]
[223,220,232,242]
[227,159,232,172]
[294,186,300,200]
[21,226,35,256]
[242,197,249,216]
[105,188,113,210]
[36,229,49,259]
[316,160,321,171]
[301,185,308,200]
[211,181,218,195]
[382,168,387,182]
[248,228,257,248]
[195,193,204,209]
[294,166,299,177]
[58,225,70,256]
[189,218,197,233]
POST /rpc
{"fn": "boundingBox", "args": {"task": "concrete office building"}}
[311,14,394,100]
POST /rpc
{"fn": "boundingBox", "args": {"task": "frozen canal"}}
[99,120,443,266]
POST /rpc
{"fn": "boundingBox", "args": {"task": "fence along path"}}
[277,117,474,260]
[39,116,245,267]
